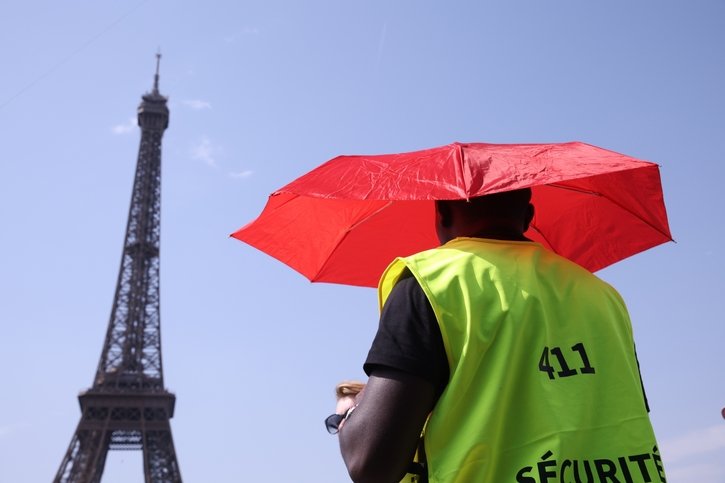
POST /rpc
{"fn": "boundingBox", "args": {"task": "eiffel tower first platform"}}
[54,54,182,483]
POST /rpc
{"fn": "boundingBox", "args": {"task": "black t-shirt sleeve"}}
[363,271,449,397]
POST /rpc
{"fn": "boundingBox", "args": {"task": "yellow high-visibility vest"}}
[379,238,665,483]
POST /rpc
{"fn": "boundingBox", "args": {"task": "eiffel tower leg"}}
[143,425,182,483]
[54,422,110,483]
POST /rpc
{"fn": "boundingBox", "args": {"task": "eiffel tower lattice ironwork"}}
[54,54,182,483]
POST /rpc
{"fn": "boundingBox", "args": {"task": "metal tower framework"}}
[54,55,182,483]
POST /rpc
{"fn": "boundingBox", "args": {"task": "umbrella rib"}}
[528,223,557,253]
[548,183,673,241]
[604,195,674,241]
[310,201,395,282]
[547,183,600,196]
[346,201,395,232]
[455,143,472,199]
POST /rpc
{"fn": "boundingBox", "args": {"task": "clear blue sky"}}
[1,1,723,481]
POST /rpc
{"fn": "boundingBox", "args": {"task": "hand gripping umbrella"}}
[232,142,672,287]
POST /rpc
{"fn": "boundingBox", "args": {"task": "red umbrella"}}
[232,142,672,287]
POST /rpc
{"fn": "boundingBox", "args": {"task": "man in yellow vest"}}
[335,189,665,483]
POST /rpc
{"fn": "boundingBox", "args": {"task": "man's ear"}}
[437,202,453,228]
[523,203,535,232]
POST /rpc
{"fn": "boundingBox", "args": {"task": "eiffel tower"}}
[54,54,182,483]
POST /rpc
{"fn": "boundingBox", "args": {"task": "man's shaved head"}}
[435,188,534,243]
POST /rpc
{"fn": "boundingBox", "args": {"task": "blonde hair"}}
[335,380,365,399]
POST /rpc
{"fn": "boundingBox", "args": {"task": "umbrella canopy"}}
[232,142,672,287]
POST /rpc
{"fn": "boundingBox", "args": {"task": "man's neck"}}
[468,227,530,242]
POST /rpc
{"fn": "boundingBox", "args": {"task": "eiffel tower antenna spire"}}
[153,50,161,94]
[54,54,181,483]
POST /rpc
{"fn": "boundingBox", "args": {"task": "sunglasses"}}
[324,413,346,434]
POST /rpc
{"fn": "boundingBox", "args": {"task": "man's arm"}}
[338,367,437,483]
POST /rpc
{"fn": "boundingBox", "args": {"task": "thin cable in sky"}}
[0,0,150,111]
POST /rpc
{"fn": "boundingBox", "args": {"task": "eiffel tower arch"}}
[54,54,182,483]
